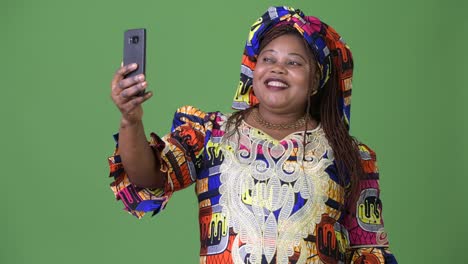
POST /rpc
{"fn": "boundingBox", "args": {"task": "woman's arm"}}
[110,63,164,189]
[342,143,398,263]
[108,106,209,218]
[118,119,165,188]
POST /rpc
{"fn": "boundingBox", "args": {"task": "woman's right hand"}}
[110,63,152,125]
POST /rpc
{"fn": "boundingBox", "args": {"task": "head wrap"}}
[232,6,354,129]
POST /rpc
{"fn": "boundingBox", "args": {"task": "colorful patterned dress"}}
[108,106,397,264]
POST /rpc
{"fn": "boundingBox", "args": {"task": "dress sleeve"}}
[108,105,208,219]
[342,143,398,264]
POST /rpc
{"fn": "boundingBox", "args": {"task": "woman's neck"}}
[244,106,318,141]
[256,105,305,126]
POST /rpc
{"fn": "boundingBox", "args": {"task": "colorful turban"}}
[232,6,354,130]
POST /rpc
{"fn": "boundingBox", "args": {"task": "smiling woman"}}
[108,6,397,264]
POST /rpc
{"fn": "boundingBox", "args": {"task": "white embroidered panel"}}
[219,124,333,264]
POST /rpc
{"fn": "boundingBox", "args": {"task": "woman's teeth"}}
[267,81,288,87]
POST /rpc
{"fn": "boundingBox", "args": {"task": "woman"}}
[109,6,397,264]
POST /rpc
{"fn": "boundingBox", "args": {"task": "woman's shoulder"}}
[353,139,380,176]
[355,141,377,162]
[174,105,229,117]
[173,105,208,118]
[172,105,229,125]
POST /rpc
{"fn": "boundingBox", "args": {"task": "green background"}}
[1,0,466,263]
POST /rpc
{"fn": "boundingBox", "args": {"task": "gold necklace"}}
[251,107,306,130]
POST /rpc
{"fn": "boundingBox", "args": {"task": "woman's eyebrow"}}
[259,50,308,62]
[259,49,276,55]
[289,53,307,62]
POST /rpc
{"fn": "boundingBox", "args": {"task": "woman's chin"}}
[259,101,292,111]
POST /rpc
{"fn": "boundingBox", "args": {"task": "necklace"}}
[251,107,306,130]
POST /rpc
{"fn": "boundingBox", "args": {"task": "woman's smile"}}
[264,78,290,90]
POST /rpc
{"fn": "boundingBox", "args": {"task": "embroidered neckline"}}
[241,119,322,142]
[218,124,332,263]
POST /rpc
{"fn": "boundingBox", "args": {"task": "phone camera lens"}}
[130,36,139,44]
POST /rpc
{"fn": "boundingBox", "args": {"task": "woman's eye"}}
[288,61,301,66]
[262,57,274,63]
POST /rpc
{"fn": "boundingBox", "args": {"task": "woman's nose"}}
[270,63,286,74]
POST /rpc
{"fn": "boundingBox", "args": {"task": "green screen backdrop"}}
[1,0,466,263]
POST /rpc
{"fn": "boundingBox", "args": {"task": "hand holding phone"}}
[111,63,152,125]
[110,28,151,124]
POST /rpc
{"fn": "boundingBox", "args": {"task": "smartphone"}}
[123,28,146,80]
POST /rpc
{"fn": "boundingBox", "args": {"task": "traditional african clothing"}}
[108,6,397,264]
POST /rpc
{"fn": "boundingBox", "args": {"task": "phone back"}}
[123,28,146,78]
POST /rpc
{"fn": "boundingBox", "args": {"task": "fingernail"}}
[131,63,137,68]
[138,74,145,81]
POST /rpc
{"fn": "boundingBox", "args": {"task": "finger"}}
[119,81,147,99]
[121,91,153,111]
[111,63,138,89]
[114,74,145,95]
[112,82,143,107]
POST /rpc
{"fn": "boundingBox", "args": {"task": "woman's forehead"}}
[261,35,313,54]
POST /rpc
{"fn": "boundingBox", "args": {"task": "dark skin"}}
[110,63,165,188]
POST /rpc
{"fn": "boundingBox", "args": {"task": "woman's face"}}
[253,34,318,115]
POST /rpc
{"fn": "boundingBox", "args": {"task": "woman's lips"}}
[264,78,289,90]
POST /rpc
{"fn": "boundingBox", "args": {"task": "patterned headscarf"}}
[232,6,354,129]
